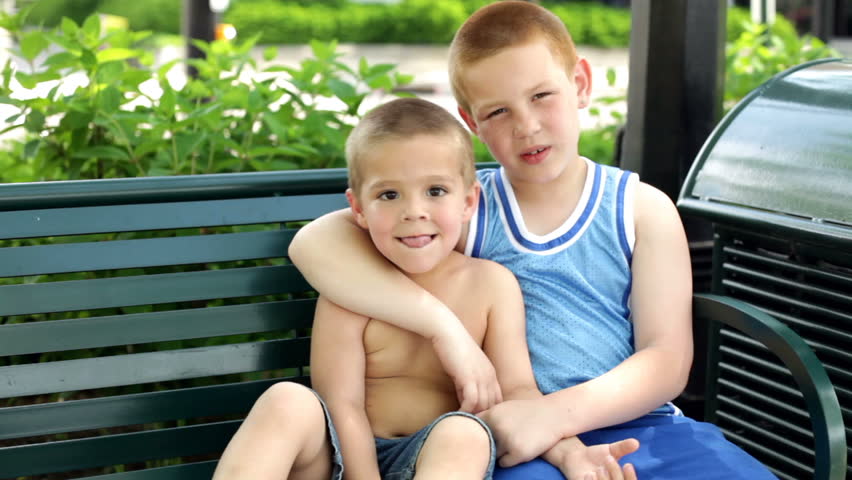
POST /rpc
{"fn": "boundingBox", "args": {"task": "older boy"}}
[214,98,638,480]
[288,2,777,480]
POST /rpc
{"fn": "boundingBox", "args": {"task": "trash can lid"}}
[679,58,852,235]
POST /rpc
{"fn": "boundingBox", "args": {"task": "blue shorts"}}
[492,414,778,480]
[309,390,345,480]
[375,411,497,480]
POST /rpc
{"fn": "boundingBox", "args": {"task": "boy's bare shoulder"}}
[453,253,518,289]
[633,180,680,225]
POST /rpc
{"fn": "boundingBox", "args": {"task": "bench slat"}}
[0,193,347,240]
[0,229,295,277]
[0,420,240,478]
[0,377,312,440]
[0,338,309,397]
[86,461,218,480]
[0,300,315,356]
[0,265,310,316]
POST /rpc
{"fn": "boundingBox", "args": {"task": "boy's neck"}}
[400,250,465,287]
[508,157,588,235]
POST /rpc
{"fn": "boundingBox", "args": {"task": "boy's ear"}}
[574,57,593,109]
[462,181,481,223]
[345,188,369,229]
[458,106,479,134]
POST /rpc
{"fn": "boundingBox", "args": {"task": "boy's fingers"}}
[604,455,622,480]
[458,383,477,413]
[610,438,640,459]
[624,463,637,480]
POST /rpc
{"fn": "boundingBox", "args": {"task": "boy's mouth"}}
[398,234,435,248]
[521,146,550,164]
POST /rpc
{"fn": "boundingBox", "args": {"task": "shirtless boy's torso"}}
[363,251,498,438]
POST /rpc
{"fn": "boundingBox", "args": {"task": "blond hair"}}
[449,1,578,114]
[346,98,475,194]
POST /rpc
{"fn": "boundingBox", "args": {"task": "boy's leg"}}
[492,458,564,480]
[212,382,340,480]
[375,411,495,480]
[414,414,494,479]
[577,415,778,480]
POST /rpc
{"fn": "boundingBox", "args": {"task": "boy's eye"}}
[486,107,507,119]
[533,92,551,100]
[427,186,447,197]
[378,191,399,200]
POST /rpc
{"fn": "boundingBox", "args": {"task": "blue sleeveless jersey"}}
[466,159,677,416]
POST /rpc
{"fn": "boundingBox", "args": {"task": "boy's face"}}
[346,134,478,275]
[458,40,591,187]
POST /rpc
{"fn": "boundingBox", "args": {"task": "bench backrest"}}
[0,169,349,479]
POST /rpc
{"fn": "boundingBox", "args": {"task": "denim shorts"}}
[374,411,496,480]
[309,389,345,480]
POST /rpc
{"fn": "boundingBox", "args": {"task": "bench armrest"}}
[694,293,847,480]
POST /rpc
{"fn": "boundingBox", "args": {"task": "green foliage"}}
[225,0,633,46]
[548,2,632,48]
[0,10,412,182]
[724,18,840,108]
[19,0,100,27]
[97,0,182,35]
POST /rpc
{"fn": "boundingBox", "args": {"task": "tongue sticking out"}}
[400,235,433,248]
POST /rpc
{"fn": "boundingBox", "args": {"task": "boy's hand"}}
[431,326,502,413]
[477,398,564,465]
[560,439,639,480]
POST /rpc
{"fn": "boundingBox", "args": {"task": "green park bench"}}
[0,163,843,479]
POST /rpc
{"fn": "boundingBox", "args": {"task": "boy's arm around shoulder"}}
[545,181,694,435]
[290,207,502,414]
[311,296,381,480]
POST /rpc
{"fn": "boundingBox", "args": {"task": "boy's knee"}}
[428,414,492,454]
[254,382,323,426]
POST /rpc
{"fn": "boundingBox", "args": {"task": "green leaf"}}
[394,73,414,86]
[121,69,151,90]
[174,132,207,160]
[97,61,125,85]
[261,114,287,139]
[328,78,357,101]
[263,46,278,62]
[42,50,73,68]
[96,48,138,63]
[20,31,49,61]
[310,39,338,62]
[2,58,12,89]
[366,63,396,78]
[61,17,79,38]
[81,15,101,44]
[15,71,38,90]
[23,110,45,133]
[59,110,94,130]
[80,49,97,70]
[97,86,122,112]
[72,145,130,161]
[606,67,617,87]
[23,139,41,159]
[159,87,176,115]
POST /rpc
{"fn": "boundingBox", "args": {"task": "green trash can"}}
[678,58,851,480]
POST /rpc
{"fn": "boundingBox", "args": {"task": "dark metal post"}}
[813,0,836,41]
[621,0,727,419]
[182,0,217,78]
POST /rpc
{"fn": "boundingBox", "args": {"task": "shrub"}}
[0,8,413,182]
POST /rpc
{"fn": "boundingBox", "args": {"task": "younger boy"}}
[288,2,778,479]
[213,97,638,480]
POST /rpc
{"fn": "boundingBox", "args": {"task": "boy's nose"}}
[513,111,541,138]
[402,199,429,221]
